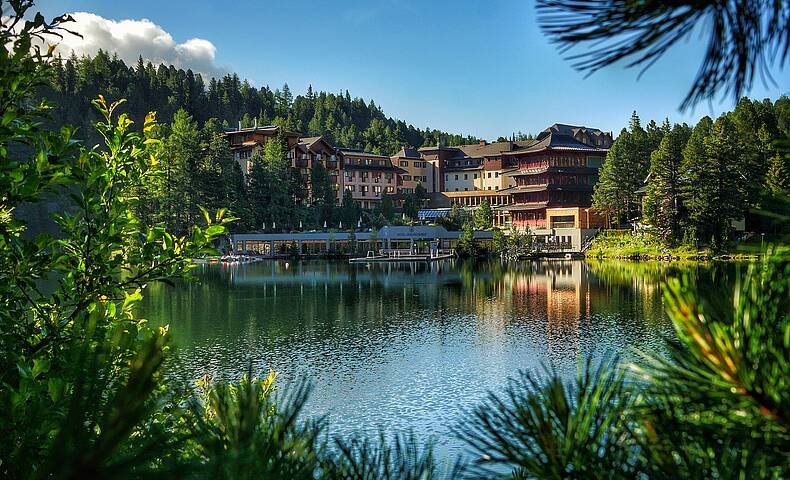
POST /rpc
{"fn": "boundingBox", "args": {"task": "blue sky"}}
[41,0,789,140]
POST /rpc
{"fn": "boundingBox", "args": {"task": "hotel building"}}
[391,147,433,194]
[338,148,405,210]
[226,124,300,175]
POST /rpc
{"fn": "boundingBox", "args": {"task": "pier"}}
[230,225,493,258]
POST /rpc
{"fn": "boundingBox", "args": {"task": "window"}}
[386,186,394,193]
[400,160,409,167]
[455,175,459,180]
[445,175,449,181]
[413,161,421,168]
[495,172,500,178]
[464,187,468,191]
[464,174,468,180]
[454,188,459,191]
[402,175,412,181]
[314,154,321,161]
[386,173,393,181]
[473,173,478,179]
[239,150,251,160]
[374,186,382,194]
[487,172,492,178]
[330,154,337,161]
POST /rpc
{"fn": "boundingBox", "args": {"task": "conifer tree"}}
[682,116,746,245]
[592,112,650,225]
[644,124,691,243]
[310,161,336,226]
[765,152,790,195]
[378,195,395,222]
[474,199,494,229]
[163,108,201,233]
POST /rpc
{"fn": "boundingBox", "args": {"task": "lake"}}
[140,258,736,461]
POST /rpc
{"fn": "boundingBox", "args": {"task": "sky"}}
[38,0,790,140]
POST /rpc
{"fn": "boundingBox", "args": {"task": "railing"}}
[532,242,573,253]
[551,222,576,229]
[580,227,602,252]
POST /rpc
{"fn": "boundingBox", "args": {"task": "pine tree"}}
[682,116,746,245]
[247,155,272,230]
[474,199,494,229]
[644,123,691,243]
[340,189,362,228]
[765,152,790,195]
[378,195,395,222]
[592,112,651,225]
[163,108,201,234]
[310,161,336,226]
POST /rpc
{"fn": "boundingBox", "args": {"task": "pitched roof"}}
[337,147,390,159]
[224,125,300,137]
[503,132,608,155]
[457,141,512,158]
[539,123,607,138]
[392,147,422,159]
[298,136,336,154]
[298,136,322,146]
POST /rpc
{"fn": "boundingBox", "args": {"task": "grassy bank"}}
[585,231,760,260]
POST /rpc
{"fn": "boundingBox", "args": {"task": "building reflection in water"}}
[197,259,661,371]
[144,258,696,460]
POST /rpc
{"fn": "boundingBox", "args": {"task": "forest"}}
[42,50,479,155]
[592,98,790,247]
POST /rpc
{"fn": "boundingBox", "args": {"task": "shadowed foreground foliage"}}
[2,2,788,479]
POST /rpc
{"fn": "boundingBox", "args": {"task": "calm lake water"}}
[140,259,738,461]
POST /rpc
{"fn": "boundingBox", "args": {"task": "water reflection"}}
[140,259,733,460]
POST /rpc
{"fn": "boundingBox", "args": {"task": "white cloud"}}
[52,12,228,78]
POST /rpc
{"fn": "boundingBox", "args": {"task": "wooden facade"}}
[500,125,612,230]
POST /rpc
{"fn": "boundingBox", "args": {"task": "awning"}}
[417,209,452,220]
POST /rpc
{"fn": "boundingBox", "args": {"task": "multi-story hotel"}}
[391,147,433,194]
[338,148,404,210]
[500,124,612,229]
[226,124,300,175]
[493,124,613,249]
[296,136,342,202]
[419,140,530,193]
[226,123,613,246]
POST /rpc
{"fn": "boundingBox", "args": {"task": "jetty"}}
[229,225,493,258]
